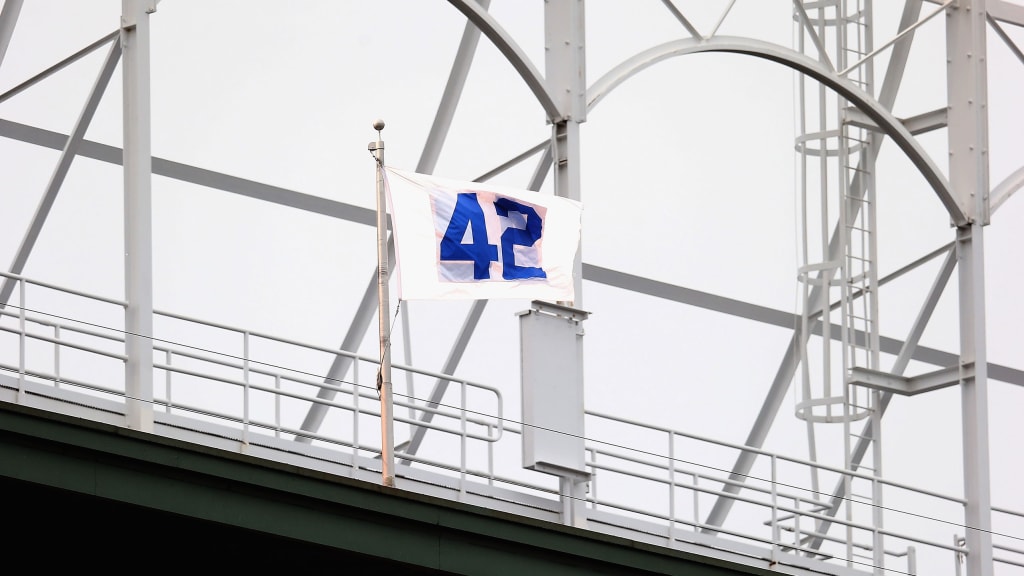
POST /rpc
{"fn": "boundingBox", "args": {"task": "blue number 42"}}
[439,193,547,280]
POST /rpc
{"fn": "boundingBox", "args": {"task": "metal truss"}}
[2,1,1022,574]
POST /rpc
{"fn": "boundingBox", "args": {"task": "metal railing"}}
[0,270,509,494]
[580,410,1024,575]
[1,270,1022,575]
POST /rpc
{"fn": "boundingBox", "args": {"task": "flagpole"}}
[369,119,395,488]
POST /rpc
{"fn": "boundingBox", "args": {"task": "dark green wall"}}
[0,402,769,575]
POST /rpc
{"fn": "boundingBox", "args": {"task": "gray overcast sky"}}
[1,1,1023,571]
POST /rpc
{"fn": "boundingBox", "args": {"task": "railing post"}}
[873,474,884,574]
[668,431,676,543]
[164,349,172,413]
[487,424,495,486]
[693,473,700,531]
[53,324,61,387]
[954,534,967,576]
[352,357,360,472]
[459,379,467,498]
[242,330,250,448]
[795,495,803,552]
[590,448,598,511]
[274,374,281,439]
[17,278,25,401]
[771,454,780,564]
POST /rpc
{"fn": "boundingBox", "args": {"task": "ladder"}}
[793,1,884,572]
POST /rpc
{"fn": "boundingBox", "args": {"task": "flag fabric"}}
[384,167,582,301]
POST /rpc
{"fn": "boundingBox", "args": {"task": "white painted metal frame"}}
[120,0,154,432]
[0,0,22,69]
[1,1,1021,574]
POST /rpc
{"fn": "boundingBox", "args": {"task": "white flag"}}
[384,167,582,301]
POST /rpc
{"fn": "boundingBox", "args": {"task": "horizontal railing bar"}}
[156,364,499,442]
[156,309,503,397]
[0,310,127,343]
[0,325,128,361]
[0,363,125,399]
[0,271,127,307]
[588,455,970,557]
[993,555,1024,568]
[156,362,499,436]
[586,410,966,505]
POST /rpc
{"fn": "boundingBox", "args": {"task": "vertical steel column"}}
[956,225,993,576]
[545,0,587,527]
[545,0,586,307]
[0,0,23,70]
[121,0,155,432]
[947,0,990,225]
[947,1,993,574]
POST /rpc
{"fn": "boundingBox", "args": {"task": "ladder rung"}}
[843,158,871,167]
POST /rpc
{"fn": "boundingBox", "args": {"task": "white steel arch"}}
[584,35,963,224]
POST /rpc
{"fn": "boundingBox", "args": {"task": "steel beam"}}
[416,0,488,175]
[0,38,121,308]
[546,0,585,308]
[0,30,119,104]
[926,0,1024,27]
[586,35,963,225]
[844,106,948,135]
[7,117,1021,393]
[0,118,376,225]
[849,363,972,396]
[587,258,1024,390]
[660,0,702,40]
[990,164,1024,214]
[447,0,562,121]
[948,0,992,225]
[948,0,995,571]
[399,0,490,421]
[987,15,1024,66]
[544,1,587,526]
[0,0,23,70]
[298,1,491,443]
[551,119,582,307]
[121,0,155,432]
[956,224,994,575]
[987,0,1024,26]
